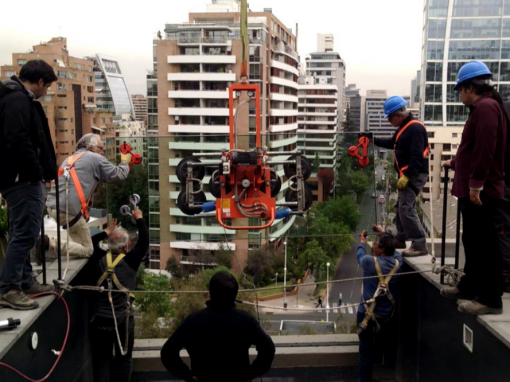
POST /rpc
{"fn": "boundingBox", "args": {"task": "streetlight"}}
[326,262,330,322]
[283,240,288,309]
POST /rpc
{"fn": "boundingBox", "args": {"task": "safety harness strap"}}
[394,120,430,178]
[58,152,91,222]
[358,257,400,334]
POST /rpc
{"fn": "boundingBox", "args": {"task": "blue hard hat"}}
[453,61,492,90]
[383,96,408,118]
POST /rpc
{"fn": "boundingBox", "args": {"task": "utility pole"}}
[283,239,288,308]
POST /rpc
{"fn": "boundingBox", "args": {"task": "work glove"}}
[120,153,132,164]
[397,175,409,191]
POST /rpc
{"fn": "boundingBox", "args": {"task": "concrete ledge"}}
[132,334,359,372]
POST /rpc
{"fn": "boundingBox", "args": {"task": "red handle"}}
[216,207,275,230]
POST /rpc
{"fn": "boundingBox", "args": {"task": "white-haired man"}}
[88,207,148,382]
[45,133,131,258]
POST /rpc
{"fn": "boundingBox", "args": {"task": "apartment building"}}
[1,37,98,165]
[304,34,346,124]
[345,84,365,132]
[365,90,394,139]
[131,94,148,124]
[148,6,299,271]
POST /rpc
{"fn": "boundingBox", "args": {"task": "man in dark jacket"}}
[441,61,506,315]
[374,95,429,257]
[161,271,276,382]
[496,101,510,293]
[0,60,58,310]
[89,207,149,382]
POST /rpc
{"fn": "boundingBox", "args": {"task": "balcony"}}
[270,93,299,103]
[270,109,298,117]
[271,76,299,90]
[168,107,229,116]
[168,55,235,64]
[167,72,235,82]
[271,59,300,76]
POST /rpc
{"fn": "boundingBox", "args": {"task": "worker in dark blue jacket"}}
[374,96,429,257]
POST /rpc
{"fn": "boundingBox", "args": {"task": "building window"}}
[452,133,458,138]
[57,83,66,90]
[17,59,27,66]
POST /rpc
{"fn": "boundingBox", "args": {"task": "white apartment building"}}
[148,7,299,271]
[365,90,394,138]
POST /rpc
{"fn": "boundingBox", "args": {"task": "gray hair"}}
[108,228,130,253]
[76,133,101,151]
[397,106,410,117]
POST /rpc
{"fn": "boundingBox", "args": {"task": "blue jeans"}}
[0,182,44,293]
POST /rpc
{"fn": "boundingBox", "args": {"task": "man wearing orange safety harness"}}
[44,133,131,258]
[374,96,429,257]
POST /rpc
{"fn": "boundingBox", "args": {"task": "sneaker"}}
[458,300,502,315]
[402,248,428,257]
[394,239,406,249]
[0,289,39,310]
[23,278,55,296]
[440,286,467,300]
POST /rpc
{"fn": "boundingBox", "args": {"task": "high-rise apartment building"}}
[419,0,510,200]
[411,70,421,106]
[297,77,338,203]
[345,84,365,132]
[365,90,394,138]
[148,6,299,271]
[92,54,134,120]
[305,34,346,124]
[131,94,148,124]
[0,37,101,165]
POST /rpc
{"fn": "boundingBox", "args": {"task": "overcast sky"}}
[0,0,423,97]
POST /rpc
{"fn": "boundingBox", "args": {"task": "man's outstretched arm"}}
[248,317,276,380]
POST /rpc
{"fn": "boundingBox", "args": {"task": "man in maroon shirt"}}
[441,61,507,315]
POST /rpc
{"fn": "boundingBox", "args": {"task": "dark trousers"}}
[495,186,510,278]
[357,311,397,382]
[90,316,135,382]
[0,183,44,293]
[395,173,428,250]
[457,195,503,308]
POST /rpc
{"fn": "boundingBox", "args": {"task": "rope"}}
[62,267,450,296]
[241,299,374,312]
[63,175,70,280]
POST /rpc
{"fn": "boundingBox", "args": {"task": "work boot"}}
[458,300,502,316]
[23,278,55,296]
[394,239,406,249]
[440,286,468,300]
[0,289,39,310]
[402,248,428,257]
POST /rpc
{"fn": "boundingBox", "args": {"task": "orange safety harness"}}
[57,152,92,228]
[394,120,430,178]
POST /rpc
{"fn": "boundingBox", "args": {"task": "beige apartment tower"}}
[0,37,117,164]
[149,8,299,272]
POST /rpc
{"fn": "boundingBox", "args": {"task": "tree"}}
[244,246,274,286]
[298,240,331,274]
[157,30,162,40]
[136,271,174,318]
[214,244,233,269]
[343,106,354,132]
[349,169,370,200]
[166,255,183,279]
[315,195,361,232]
[307,215,353,260]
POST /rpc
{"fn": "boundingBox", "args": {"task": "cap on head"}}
[208,270,239,306]
[383,96,408,118]
[454,61,492,90]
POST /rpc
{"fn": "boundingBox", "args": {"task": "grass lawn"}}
[257,281,287,297]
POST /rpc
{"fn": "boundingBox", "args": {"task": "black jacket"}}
[374,113,429,177]
[161,302,275,382]
[89,218,149,320]
[503,101,510,186]
[0,76,56,186]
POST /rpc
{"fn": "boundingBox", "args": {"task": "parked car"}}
[378,195,386,204]
[371,192,376,198]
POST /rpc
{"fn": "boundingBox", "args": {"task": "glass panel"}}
[448,40,500,60]
[427,40,445,60]
[447,105,470,122]
[450,18,501,39]
[447,61,499,82]
[425,84,443,102]
[428,19,447,39]
[453,0,503,17]
[428,0,449,17]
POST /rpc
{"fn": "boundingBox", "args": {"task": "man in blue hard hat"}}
[373,96,430,257]
[441,61,508,315]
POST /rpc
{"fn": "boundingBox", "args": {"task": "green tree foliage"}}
[244,246,274,286]
[313,152,320,173]
[166,255,183,279]
[214,244,233,269]
[349,169,370,200]
[307,215,353,260]
[314,195,361,232]
[136,271,174,318]
[298,240,331,274]
[343,106,354,132]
